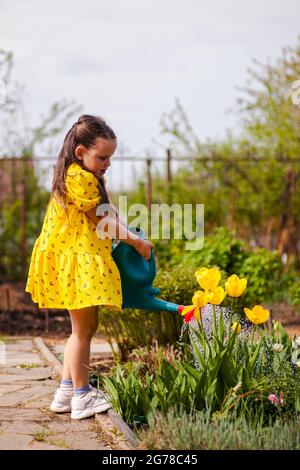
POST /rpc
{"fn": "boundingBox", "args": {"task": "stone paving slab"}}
[49,337,118,358]
[1,366,53,381]
[0,408,53,421]
[0,337,112,450]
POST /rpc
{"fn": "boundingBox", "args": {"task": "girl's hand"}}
[133,238,154,261]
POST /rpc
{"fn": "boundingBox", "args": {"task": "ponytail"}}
[51,114,116,209]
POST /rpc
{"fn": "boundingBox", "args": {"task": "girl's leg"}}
[62,306,99,387]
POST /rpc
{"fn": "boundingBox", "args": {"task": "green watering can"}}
[112,227,185,314]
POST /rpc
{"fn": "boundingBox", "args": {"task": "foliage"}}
[176,227,297,306]
[135,37,300,265]
[154,227,298,306]
[0,48,82,281]
[98,314,300,429]
[97,307,184,361]
[97,263,198,360]
[0,48,82,157]
[138,407,300,450]
[181,227,247,272]
[103,362,154,425]
[0,156,50,281]
[287,282,300,306]
[98,246,299,361]
[126,340,185,375]
[232,248,289,305]
[236,38,300,158]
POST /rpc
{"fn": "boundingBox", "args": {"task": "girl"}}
[25,114,153,420]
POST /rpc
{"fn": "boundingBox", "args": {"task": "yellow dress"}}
[25,162,122,312]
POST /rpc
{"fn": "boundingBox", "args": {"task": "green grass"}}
[33,426,52,443]
[18,362,41,369]
[138,407,300,450]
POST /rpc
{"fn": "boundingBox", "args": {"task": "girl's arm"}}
[85,206,153,261]
[108,199,128,228]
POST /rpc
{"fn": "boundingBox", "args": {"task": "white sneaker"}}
[71,386,112,420]
[50,388,73,413]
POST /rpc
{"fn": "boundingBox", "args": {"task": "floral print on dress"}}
[25,163,122,311]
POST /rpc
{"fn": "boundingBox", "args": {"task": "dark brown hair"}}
[51,114,116,209]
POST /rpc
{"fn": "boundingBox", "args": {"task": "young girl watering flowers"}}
[25,114,153,419]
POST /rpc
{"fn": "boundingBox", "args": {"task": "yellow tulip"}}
[231,321,241,334]
[225,274,247,297]
[192,290,209,308]
[208,286,226,305]
[244,305,270,325]
[195,267,221,292]
[181,290,209,322]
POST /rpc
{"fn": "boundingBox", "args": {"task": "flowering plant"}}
[180,267,270,335]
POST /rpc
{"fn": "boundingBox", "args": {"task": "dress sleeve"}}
[66,166,101,211]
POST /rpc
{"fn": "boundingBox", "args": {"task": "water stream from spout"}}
[179,304,254,369]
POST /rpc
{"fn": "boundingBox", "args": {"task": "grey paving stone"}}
[2,367,53,380]
[0,337,123,450]
[0,384,54,406]
[0,433,34,450]
[0,408,52,422]
[28,441,67,450]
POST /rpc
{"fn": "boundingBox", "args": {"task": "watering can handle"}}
[112,226,147,249]
[128,227,152,271]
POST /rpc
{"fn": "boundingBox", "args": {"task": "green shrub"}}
[98,228,299,360]
[138,407,300,450]
[179,226,297,305]
[237,249,289,305]
[103,362,154,425]
[97,307,184,361]
[181,227,247,273]
[153,263,198,306]
[97,263,197,359]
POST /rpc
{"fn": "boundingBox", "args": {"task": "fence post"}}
[166,149,172,203]
[146,159,152,212]
[5,287,11,312]
[11,158,17,202]
[20,175,27,283]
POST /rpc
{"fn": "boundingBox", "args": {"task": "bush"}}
[98,317,300,428]
[97,263,198,359]
[97,307,184,361]
[181,227,247,273]
[236,249,288,305]
[98,241,299,360]
[178,226,297,305]
[138,407,300,450]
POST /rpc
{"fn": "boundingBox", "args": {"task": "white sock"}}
[60,379,73,393]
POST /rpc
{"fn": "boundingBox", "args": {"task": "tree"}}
[0,48,82,282]
[153,38,300,267]
[0,49,82,157]
[237,37,300,263]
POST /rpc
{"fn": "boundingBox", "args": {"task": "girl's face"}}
[75,137,116,178]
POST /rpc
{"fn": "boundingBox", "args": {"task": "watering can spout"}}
[143,297,185,313]
[111,227,186,313]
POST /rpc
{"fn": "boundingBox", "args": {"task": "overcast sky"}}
[1,0,299,189]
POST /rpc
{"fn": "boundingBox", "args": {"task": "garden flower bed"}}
[92,267,300,450]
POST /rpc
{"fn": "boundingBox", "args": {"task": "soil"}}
[1,281,300,337]
[270,302,300,336]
